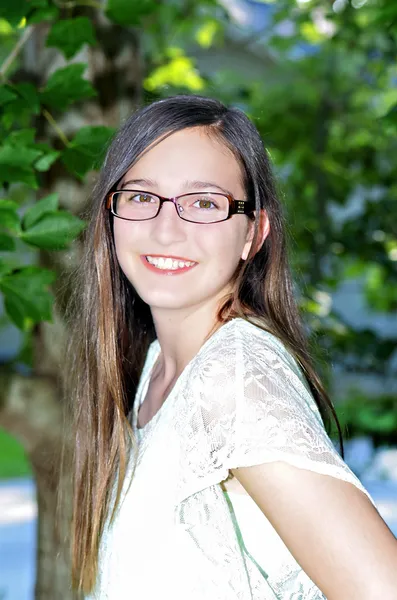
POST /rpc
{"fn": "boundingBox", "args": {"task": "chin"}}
[144,288,222,313]
[138,290,195,311]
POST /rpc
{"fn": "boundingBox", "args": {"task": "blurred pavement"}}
[0,479,36,600]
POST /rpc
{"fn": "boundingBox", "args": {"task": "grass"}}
[0,428,32,479]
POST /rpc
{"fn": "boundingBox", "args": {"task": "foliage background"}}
[1,0,397,466]
[0,0,396,595]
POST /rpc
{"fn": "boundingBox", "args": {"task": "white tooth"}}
[146,256,197,270]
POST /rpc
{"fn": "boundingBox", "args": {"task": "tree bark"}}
[0,373,78,600]
[32,448,78,600]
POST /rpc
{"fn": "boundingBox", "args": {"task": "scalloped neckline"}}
[133,318,242,435]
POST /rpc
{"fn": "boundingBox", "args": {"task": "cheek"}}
[112,220,147,285]
[202,222,247,274]
[113,220,138,262]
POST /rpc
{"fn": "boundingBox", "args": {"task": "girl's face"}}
[113,127,257,315]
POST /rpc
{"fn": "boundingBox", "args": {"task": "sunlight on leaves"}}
[195,20,219,48]
[386,240,397,262]
[364,263,397,311]
[0,19,13,35]
[0,0,29,27]
[300,22,326,44]
[144,48,205,92]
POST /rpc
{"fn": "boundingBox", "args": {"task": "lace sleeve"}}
[176,321,376,507]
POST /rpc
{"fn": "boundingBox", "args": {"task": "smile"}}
[141,255,198,274]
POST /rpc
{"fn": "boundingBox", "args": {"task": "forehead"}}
[121,127,244,192]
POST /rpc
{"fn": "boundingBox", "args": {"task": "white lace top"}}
[89,317,376,600]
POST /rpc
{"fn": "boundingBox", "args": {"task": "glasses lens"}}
[178,193,229,223]
[113,191,159,220]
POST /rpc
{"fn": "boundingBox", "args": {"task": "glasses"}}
[106,189,255,224]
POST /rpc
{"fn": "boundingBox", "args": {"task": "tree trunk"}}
[0,374,78,599]
[32,451,79,600]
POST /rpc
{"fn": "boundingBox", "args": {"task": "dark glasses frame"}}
[106,189,255,223]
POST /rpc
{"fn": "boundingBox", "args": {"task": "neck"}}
[150,293,231,383]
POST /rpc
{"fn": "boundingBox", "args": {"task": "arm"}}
[232,461,397,600]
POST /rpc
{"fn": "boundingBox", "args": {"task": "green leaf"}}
[23,193,59,230]
[0,145,42,187]
[0,233,15,251]
[367,2,397,29]
[0,200,20,233]
[0,167,37,188]
[0,145,41,166]
[40,64,96,111]
[0,87,17,106]
[0,259,13,279]
[46,17,97,59]
[382,104,397,129]
[0,83,40,130]
[0,266,55,330]
[61,148,92,178]
[14,83,40,113]
[34,150,60,172]
[0,0,30,26]
[0,200,19,211]
[3,293,29,330]
[27,5,60,24]
[62,125,115,178]
[20,211,86,249]
[106,0,156,25]
[5,128,36,146]
[357,407,397,434]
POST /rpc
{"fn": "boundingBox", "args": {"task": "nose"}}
[150,199,187,245]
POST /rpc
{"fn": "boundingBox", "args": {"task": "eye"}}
[193,197,218,210]
[127,192,156,203]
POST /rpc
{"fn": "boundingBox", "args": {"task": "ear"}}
[241,209,270,261]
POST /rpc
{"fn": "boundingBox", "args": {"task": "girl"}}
[68,95,397,599]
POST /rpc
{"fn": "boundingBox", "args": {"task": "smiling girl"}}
[67,95,397,599]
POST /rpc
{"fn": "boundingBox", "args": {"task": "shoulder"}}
[202,317,298,359]
[187,317,322,425]
[194,317,304,384]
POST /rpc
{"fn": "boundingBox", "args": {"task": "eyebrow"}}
[120,178,233,196]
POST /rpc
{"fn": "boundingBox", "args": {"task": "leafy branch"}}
[42,109,70,147]
[0,26,34,80]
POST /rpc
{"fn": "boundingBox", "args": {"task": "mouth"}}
[140,254,198,274]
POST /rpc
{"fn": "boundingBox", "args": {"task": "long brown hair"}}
[65,95,344,594]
